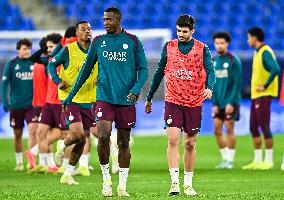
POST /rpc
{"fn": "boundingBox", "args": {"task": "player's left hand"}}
[225,104,234,114]
[58,81,68,90]
[203,89,212,100]
[256,85,265,92]
[127,93,139,103]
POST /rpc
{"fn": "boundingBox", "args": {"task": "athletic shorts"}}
[95,101,136,129]
[33,106,43,123]
[213,105,240,121]
[91,102,96,119]
[61,103,96,131]
[38,103,62,129]
[10,107,36,129]
[164,101,202,135]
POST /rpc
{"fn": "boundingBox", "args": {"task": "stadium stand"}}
[51,0,284,50]
[0,0,35,30]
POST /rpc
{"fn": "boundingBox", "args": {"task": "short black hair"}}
[64,26,76,38]
[16,38,32,50]
[39,37,47,51]
[176,15,195,30]
[75,21,89,30]
[104,7,122,20]
[213,31,231,43]
[46,33,62,44]
[248,27,265,42]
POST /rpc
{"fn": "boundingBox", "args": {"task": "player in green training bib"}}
[212,32,242,170]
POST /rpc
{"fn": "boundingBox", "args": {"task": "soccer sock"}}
[100,163,111,181]
[184,172,194,187]
[62,158,69,168]
[15,152,23,165]
[79,154,89,168]
[219,147,228,161]
[169,168,179,184]
[30,145,39,155]
[64,164,75,176]
[227,149,236,162]
[39,153,47,166]
[47,153,56,168]
[253,149,262,163]
[119,168,129,188]
[58,140,66,152]
[264,149,273,164]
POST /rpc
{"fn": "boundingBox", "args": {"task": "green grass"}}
[1,135,284,199]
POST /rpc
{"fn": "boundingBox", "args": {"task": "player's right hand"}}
[3,104,10,112]
[145,101,152,114]
[58,81,68,90]
[203,89,212,100]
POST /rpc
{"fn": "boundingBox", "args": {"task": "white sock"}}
[227,149,236,162]
[264,149,273,164]
[62,158,69,168]
[64,164,75,176]
[47,153,56,168]
[184,171,194,187]
[79,154,89,168]
[30,145,39,155]
[253,149,262,163]
[15,152,23,165]
[220,147,228,161]
[119,168,129,188]
[58,140,66,152]
[39,153,47,166]
[169,168,179,184]
[100,163,111,181]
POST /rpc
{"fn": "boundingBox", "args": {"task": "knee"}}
[184,139,196,151]
[118,137,130,150]
[76,133,86,144]
[226,126,234,136]
[168,137,179,148]
[30,127,37,135]
[13,129,22,139]
[98,134,110,146]
[14,134,22,140]
[214,126,222,136]
[98,124,112,136]
[37,128,46,140]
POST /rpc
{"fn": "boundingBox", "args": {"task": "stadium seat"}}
[0,1,35,30]
[46,0,284,50]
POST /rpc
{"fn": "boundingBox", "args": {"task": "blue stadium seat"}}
[48,0,284,50]
[0,2,35,30]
